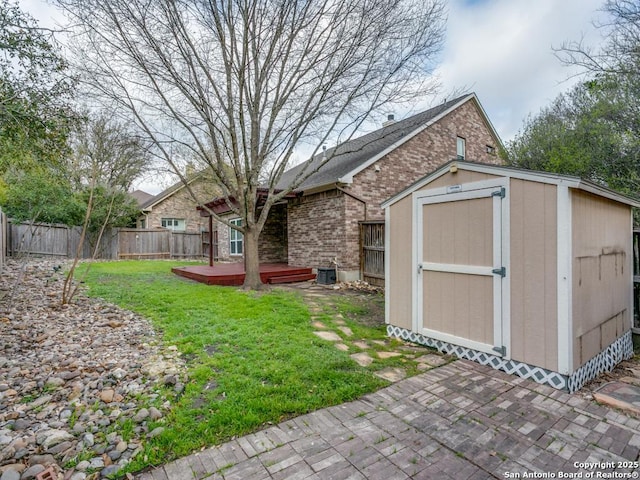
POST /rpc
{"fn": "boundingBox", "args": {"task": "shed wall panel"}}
[388,194,413,329]
[509,179,558,371]
[571,190,631,367]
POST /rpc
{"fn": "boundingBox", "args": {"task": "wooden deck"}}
[171,263,316,286]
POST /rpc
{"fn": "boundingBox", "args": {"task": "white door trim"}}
[556,185,573,374]
[413,178,509,357]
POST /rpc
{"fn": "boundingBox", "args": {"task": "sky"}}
[22,0,608,193]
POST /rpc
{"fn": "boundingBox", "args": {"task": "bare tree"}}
[54,0,446,289]
[62,112,151,304]
[558,0,639,76]
[70,112,152,192]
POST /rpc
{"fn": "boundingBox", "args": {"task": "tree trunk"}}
[242,226,262,289]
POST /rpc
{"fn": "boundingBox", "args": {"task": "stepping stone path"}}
[377,351,402,359]
[313,331,342,342]
[288,282,451,383]
[350,353,374,367]
[415,353,449,367]
[374,367,407,382]
[337,326,353,336]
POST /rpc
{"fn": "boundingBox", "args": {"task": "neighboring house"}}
[207,93,502,280]
[130,189,154,209]
[137,172,220,233]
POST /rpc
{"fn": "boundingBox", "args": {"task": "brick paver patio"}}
[138,360,640,479]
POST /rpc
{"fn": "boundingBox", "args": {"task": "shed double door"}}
[415,182,508,357]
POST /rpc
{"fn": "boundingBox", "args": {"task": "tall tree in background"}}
[69,113,151,233]
[0,0,75,172]
[55,0,446,289]
[505,79,640,196]
[62,113,152,304]
[0,0,80,223]
[506,0,640,198]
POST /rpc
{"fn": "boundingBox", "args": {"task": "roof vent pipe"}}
[382,114,395,127]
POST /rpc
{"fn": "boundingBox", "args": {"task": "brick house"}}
[210,93,502,280]
[137,172,220,233]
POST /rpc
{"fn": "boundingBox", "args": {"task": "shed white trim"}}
[382,161,640,209]
[556,185,573,375]
[413,179,508,358]
[384,206,391,325]
[421,263,495,276]
[420,327,498,356]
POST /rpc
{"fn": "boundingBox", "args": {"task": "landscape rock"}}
[20,465,44,480]
[0,260,187,477]
[133,409,149,423]
[0,469,20,480]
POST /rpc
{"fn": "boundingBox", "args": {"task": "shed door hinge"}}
[492,187,506,198]
[492,266,506,277]
[493,346,506,356]
[417,264,423,274]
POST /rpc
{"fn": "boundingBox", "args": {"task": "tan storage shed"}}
[382,161,638,392]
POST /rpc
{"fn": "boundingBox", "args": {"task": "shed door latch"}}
[417,264,423,274]
[492,267,506,277]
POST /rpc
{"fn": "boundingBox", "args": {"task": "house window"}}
[486,145,496,155]
[456,137,466,160]
[161,218,186,231]
[230,218,243,256]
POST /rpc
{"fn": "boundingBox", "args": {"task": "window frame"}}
[229,218,244,256]
[456,136,466,161]
[161,218,186,231]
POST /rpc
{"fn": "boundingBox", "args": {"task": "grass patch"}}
[80,261,387,469]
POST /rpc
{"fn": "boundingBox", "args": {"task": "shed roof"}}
[275,93,499,192]
[381,160,640,209]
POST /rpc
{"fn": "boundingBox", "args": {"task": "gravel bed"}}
[0,259,187,480]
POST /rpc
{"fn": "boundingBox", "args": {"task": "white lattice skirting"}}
[387,326,633,393]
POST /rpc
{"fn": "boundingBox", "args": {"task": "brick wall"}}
[143,178,220,232]
[285,97,502,277]
[213,204,288,263]
[347,99,502,220]
[287,190,346,269]
[258,203,287,263]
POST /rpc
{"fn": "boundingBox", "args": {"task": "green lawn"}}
[80,261,389,471]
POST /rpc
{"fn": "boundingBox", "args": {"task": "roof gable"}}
[140,172,203,210]
[276,93,497,192]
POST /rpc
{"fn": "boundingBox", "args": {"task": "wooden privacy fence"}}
[0,209,5,268]
[360,221,385,287]
[7,221,209,260]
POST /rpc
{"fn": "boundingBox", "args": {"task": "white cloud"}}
[434,0,607,141]
[22,0,610,169]
[20,0,65,29]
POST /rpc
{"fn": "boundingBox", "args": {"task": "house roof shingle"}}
[129,189,154,208]
[275,94,477,192]
[139,171,203,211]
